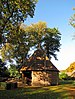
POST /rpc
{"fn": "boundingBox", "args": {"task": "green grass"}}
[0,80,75,99]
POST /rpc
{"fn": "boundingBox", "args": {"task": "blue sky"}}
[25,0,75,70]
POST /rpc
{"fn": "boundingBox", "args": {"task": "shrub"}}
[8,65,21,78]
[0,82,7,89]
[59,72,69,80]
[0,82,17,90]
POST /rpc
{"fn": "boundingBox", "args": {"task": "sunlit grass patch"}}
[0,80,75,99]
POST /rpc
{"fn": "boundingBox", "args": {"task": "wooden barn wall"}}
[31,71,59,86]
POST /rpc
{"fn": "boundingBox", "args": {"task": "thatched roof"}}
[21,49,59,72]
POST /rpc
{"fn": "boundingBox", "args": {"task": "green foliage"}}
[6,25,33,65]
[0,82,7,89]
[0,21,61,70]
[24,22,61,60]
[1,43,14,62]
[25,21,47,43]
[59,80,75,85]
[0,0,37,44]
[43,28,61,60]
[8,65,20,78]
[1,25,33,66]
[1,21,61,67]
[59,72,68,80]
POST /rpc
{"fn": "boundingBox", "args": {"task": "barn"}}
[20,49,59,86]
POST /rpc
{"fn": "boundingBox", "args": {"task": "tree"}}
[1,25,33,66]
[0,0,38,45]
[0,59,9,77]
[24,21,47,48]
[1,21,61,68]
[1,24,38,67]
[43,28,61,60]
[24,22,61,60]
[1,22,47,65]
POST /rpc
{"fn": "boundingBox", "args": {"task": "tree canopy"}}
[43,28,61,60]
[23,22,61,60]
[0,0,38,45]
[1,21,61,67]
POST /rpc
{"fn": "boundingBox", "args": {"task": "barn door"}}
[24,71,32,85]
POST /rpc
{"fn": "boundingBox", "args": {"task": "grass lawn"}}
[0,80,75,99]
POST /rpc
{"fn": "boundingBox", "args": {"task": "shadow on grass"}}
[0,85,73,99]
[59,80,75,86]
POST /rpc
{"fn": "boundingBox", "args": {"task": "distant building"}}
[20,49,59,86]
[70,70,75,78]
[66,72,72,76]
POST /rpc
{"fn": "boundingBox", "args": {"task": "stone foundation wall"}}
[32,71,59,86]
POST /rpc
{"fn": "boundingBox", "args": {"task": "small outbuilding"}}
[20,49,59,86]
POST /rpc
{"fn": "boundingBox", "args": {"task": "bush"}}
[0,82,7,89]
[8,65,21,78]
[0,82,17,90]
[59,72,75,80]
[59,72,69,80]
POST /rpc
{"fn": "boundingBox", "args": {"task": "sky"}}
[25,0,75,70]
